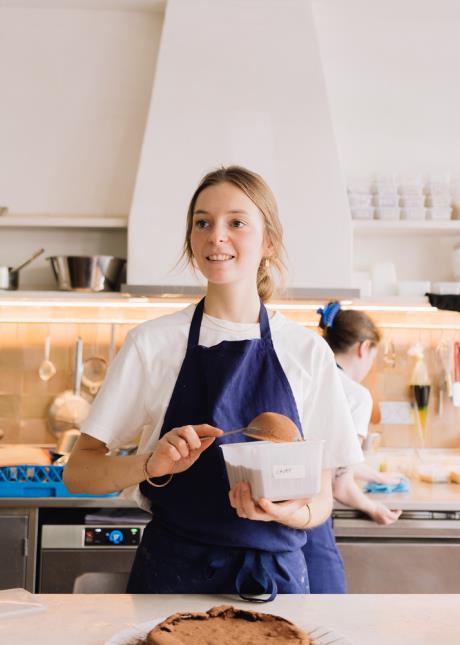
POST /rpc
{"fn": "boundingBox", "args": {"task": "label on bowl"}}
[272,464,306,479]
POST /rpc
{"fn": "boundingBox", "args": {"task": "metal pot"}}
[0,267,19,290]
[47,255,126,292]
[0,248,45,290]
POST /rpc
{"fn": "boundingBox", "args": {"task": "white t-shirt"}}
[81,305,363,507]
[338,369,373,439]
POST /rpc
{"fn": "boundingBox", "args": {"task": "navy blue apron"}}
[302,361,346,593]
[127,298,309,598]
[302,518,346,593]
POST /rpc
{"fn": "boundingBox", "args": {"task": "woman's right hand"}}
[145,424,223,479]
[368,502,402,525]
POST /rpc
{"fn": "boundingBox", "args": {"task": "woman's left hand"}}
[229,481,307,525]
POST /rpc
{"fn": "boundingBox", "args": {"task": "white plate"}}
[105,615,353,645]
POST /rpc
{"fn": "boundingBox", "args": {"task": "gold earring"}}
[265,257,270,269]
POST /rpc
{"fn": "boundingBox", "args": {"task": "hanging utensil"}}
[108,324,116,364]
[81,326,108,395]
[47,337,91,436]
[436,338,453,399]
[82,356,107,395]
[383,337,396,368]
[38,335,57,382]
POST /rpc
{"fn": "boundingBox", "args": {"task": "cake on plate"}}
[142,604,310,644]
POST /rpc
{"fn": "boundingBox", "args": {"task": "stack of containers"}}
[399,175,426,220]
[347,177,374,220]
[372,174,400,220]
[348,173,456,221]
[425,174,453,220]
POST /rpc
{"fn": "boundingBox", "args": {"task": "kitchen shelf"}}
[352,219,460,236]
[0,215,128,229]
[0,292,459,329]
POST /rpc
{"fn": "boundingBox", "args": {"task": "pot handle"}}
[11,248,45,273]
[73,337,84,396]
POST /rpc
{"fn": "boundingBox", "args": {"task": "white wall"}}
[312,0,460,178]
[128,0,352,290]
[312,0,460,283]
[0,7,163,216]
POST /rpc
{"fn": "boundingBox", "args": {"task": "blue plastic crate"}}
[0,464,117,498]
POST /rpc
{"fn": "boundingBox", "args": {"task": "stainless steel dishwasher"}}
[334,509,460,593]
[38,509,150,593]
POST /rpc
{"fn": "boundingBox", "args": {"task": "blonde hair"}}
[181,166,286,302]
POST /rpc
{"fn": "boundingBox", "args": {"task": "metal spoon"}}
[211,412,301,443]
[38,335,57,382]
[144,413,301,487]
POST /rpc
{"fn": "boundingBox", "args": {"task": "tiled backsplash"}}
[0,298,459,448]
[0,322,135,444]
[363,328,460,449]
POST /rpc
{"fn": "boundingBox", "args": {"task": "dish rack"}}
[0,464,117,498]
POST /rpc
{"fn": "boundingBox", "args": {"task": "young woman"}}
[64,167,362,598]
[303,302,402,593]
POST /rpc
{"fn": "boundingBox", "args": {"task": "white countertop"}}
[1,593,458,645]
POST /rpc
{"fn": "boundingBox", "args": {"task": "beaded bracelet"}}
[143,451,174,488]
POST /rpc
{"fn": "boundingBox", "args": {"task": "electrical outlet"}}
[379,401,413,424]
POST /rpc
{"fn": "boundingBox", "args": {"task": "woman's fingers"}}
[257,497,304,520]
[176,425,202,450]
[193,424,224,439]
[166,434,191,459]
[229,483,271,521]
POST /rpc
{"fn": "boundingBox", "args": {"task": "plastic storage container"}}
[220,440,324,502]
[397,281,431,297]
[400,195,425,207]
[426,206,452,220]
[425,181,450,195]
[347,178,372,194]
[0,464,117,498]
[375,207,400,220]
[426,195,451,207]
[371,174,397,194]
[373,194,399,207]
[348,193,372,207]
[401,207,426,220]
[398,175,423,195]
[431,282,460,295]
[351,207,374,220]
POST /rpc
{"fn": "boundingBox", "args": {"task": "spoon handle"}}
[205,426,258,439]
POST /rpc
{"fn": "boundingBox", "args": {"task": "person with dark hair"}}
[64,167,362,598]
[303,302,402,594]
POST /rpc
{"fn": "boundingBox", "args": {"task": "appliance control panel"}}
[84,526,141,547]
[41,524,145,549]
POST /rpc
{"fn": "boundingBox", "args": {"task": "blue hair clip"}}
[317,302,341,328]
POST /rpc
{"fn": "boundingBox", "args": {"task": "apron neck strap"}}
[187,298,272,349]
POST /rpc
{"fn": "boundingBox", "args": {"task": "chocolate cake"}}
[143,604,310,644]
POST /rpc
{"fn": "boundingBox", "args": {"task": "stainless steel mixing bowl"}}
[47,255,126,292]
